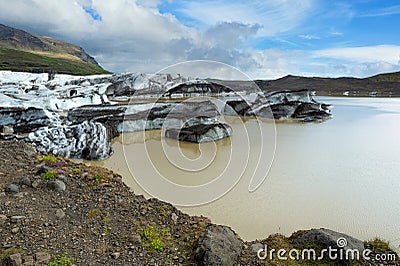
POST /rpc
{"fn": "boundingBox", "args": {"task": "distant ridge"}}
[253,71,400,96]
[216,71,400,97]
[0,24,110,75]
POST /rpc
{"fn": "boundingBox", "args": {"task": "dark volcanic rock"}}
[0,107,56,134]
[5,184,19,193]
[293,228,365,254]
[15,177,31,187]
[194,224,242,266]
[46,180,66,192]
[26,121,113,160]
[165,123,232,143]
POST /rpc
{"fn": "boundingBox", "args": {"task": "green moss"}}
[366,237,391,252]
[38,155,58,163]
[41,170,57,180]
[0,247,25,260]
[47,252,81,266]
[160,228,170,235]
[95,174,104,183]
[142,226,163,252]
[0,47,110,76]
[87,209,101,219]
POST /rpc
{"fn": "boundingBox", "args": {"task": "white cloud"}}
[330,31,343,36]
[0,0,265,74]
[0,0,399,79]
[248,49,305,79]
[0,0,198,73]
[176,0,316,36]
[312,45,400,65]
[0,0,98,36]
[241,45,400,80]
[299,34,320,40]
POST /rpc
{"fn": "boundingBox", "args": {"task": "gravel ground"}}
[0,140,212,265]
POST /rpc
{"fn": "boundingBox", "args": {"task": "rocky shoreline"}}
[0,140,398,265]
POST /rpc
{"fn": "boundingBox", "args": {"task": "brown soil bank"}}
[0,140,398,265]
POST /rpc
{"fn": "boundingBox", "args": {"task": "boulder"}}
[165,123,232,143]
[46,180,66,192]
[34,252,51,264]
[194,225,242,266]
[7,253,22,266]
[5,184,19,193]
[15,177,31,187]
[293,228,365,253]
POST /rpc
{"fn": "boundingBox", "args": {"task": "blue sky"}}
[0,0,399,79]
[157,0,400,52]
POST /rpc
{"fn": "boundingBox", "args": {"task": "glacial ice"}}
[0,71,332,159]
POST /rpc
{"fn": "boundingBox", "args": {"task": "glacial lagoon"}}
[90,97,400,249]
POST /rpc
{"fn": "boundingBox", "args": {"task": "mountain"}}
[0,24,110,75]
[368,71,400,82]
[253,72,400,97]
[214,71,400,97]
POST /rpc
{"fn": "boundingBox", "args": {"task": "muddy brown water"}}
[88,97,400,249]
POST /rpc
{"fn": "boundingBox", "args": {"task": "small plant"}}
[366,237,391,252]
[38,155,57,163]
[47,252,81,266]
[150,238,163,251]
[41,170,57,180]
[160,228,170,235]
[103,211,111,224]
[142,226,163,252]
[0,247,25,260]
[117,235,124,243]
[95,174,104,183]
[87,209,101,218]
